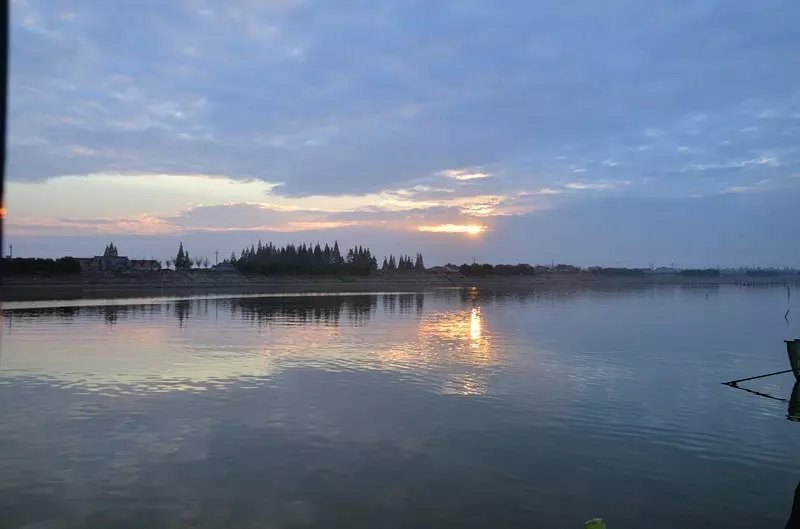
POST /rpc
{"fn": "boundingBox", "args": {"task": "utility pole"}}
[8,244,11,258]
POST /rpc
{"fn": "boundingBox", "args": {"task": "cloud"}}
[722,179,772,194]
[533,188,562,195]
[565,182,610,190]
[564,180,630,191]
[439,169,492,181]
[6,214,176,236]
[683,155,782,172]
[5,171,528,237]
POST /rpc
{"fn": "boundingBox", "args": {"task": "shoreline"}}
[2,272,799,302]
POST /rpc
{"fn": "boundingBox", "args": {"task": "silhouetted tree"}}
[414,253,425,271]
[396,254,415,271]
[332,241,342,264]
[103,242,119,257]
[174,242,192,270]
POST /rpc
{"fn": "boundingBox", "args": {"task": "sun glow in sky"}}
[418,224,486,236]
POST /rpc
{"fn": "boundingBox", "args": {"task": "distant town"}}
[2,240,798,279]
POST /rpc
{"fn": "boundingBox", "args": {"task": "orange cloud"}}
[418,223,486,235]
[6,214,177,236]
[190,220,364,232]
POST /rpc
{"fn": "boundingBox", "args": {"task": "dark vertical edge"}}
[789,340,800,381]
[0,0,7,287]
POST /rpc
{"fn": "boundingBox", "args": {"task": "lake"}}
[1,286,799,528]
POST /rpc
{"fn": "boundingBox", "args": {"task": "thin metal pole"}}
[722,369,793,387]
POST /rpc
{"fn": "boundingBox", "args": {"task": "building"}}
[74,257,94,273]
[647,267,679,275]
[94,256,131,271]
[554,264,580,273]
[75,256,132,272]
[130,259,161,272]
[211,262,239,273]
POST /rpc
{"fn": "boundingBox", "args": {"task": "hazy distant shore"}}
[2,271,799,302]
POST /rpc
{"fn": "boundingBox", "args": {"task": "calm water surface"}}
[1,286,799,528]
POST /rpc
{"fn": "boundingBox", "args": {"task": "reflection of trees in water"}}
[382,294,396,313]
[5,307,80,321]
[3,304,165,326]
[168,298,213,327]
[103,306,119,324]
[398,294,414,314]
[172,300,191,327]
[230,296,378,327]
[380,294,424,316]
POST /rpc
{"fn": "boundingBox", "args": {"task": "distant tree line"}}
[744,269,781,278]
[679,268,720,277]
[232,241,373,275]
[228,241,426,276]
[381,253,425,272]
[1,257,82,276]
[459,263,537,276]
[588,267,645,277]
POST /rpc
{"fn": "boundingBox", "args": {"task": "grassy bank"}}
[2,271,799,302]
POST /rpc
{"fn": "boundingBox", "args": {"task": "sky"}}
[4,0,800,267]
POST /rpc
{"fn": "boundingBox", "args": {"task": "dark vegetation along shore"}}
[3,268,800,303]
[2,239,799,301]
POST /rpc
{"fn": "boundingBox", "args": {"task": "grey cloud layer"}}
[8,0,800,198]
